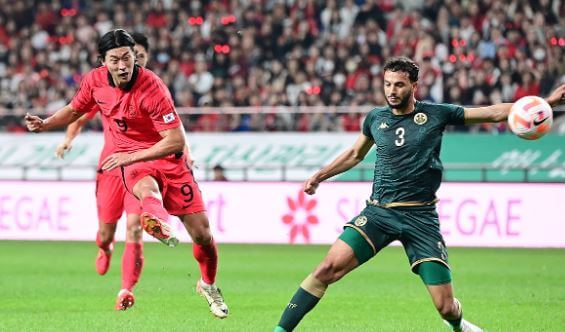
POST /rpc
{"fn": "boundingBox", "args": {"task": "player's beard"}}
[385,89,412,110]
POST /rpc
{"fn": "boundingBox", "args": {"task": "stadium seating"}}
[0,0,563,132]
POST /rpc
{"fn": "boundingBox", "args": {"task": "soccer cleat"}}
[140,212,179,247]
[444,319,483,332]
[115,289,135,311]
[95,243,114,275]
[196,279,229,319]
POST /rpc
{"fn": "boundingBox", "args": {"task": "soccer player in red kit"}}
[54,32,157,311]
[25,29,228,318]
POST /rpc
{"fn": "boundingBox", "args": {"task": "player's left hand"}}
[55,141,72,159]
[545,84,565,107]
[100,152,135,171]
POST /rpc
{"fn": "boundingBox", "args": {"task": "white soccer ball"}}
[508,95,553,140]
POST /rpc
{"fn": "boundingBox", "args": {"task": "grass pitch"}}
[0,241,564,331]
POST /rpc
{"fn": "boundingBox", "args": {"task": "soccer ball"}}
[508,95,553,140]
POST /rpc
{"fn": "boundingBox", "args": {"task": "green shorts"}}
[341,204,449,273]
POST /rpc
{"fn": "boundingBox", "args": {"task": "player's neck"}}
[391,98,416,115]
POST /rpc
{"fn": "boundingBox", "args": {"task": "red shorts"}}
[121,155,205,216]
[96,172,141,223]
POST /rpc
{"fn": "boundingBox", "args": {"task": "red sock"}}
[193,240,218,285]
[122,242,144,291]
[96,232,112,251]
[141,196,169,221]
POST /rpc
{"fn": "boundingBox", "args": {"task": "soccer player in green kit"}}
[274,57,565,332]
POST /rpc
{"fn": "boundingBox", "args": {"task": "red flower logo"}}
[282,190,319,243]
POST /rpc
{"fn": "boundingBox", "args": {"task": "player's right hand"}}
[100,152,135,171]
[304,177,320,195]
[25,113,45,133]
[55,142,72,159]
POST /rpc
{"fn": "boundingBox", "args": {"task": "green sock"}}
[446,315,462,329]
[445,298,463,330]
[275,288,321,332]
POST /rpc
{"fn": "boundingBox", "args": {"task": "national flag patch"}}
[163,112,175,123]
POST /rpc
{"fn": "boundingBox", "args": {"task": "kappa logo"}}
[163,112,176,123]
[379,122,389,129]
[414,113,428,125]
[354,215,368,227]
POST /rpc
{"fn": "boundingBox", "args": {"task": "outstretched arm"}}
[463,103,512,124]
[25,103,83,132]
[304,133,374,195]
[464,84,565,124]
[55,114,90,159]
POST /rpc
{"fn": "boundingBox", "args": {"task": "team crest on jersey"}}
[379,122,389,129]
[414,113,428,125]
[354,215,368,227]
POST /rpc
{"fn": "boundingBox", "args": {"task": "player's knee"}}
[98,228,115,242]
[313,260,342,284]
[182,213,212,244]
[127,224,143,241]
[191,231,212,245]
[138,188,160,199]
[435,298,457,317]
[134,178,161,198]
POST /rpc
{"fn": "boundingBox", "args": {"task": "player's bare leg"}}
[95,221,117,275]
[133,176,178,247]
[116,213,144,310]
[275,239,359,332]
[427,284,482,332]
[180,212,228,319]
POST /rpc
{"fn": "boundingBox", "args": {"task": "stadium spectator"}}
[212,164,228,181]
[1,0,563,133]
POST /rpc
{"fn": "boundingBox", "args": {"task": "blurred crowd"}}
[0,0,563,133]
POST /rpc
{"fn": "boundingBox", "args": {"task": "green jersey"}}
[362,101,465,204]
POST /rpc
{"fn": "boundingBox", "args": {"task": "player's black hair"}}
[98,29,135,59]
[130,32,149,51]
[383,56,419,82]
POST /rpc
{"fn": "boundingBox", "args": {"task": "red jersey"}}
[71,66,181,154]
[84,106,121,175]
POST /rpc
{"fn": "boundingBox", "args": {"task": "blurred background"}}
[0,0,564,246]
[0,0,563,133]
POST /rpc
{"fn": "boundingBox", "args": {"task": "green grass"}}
[0,242,564,331]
